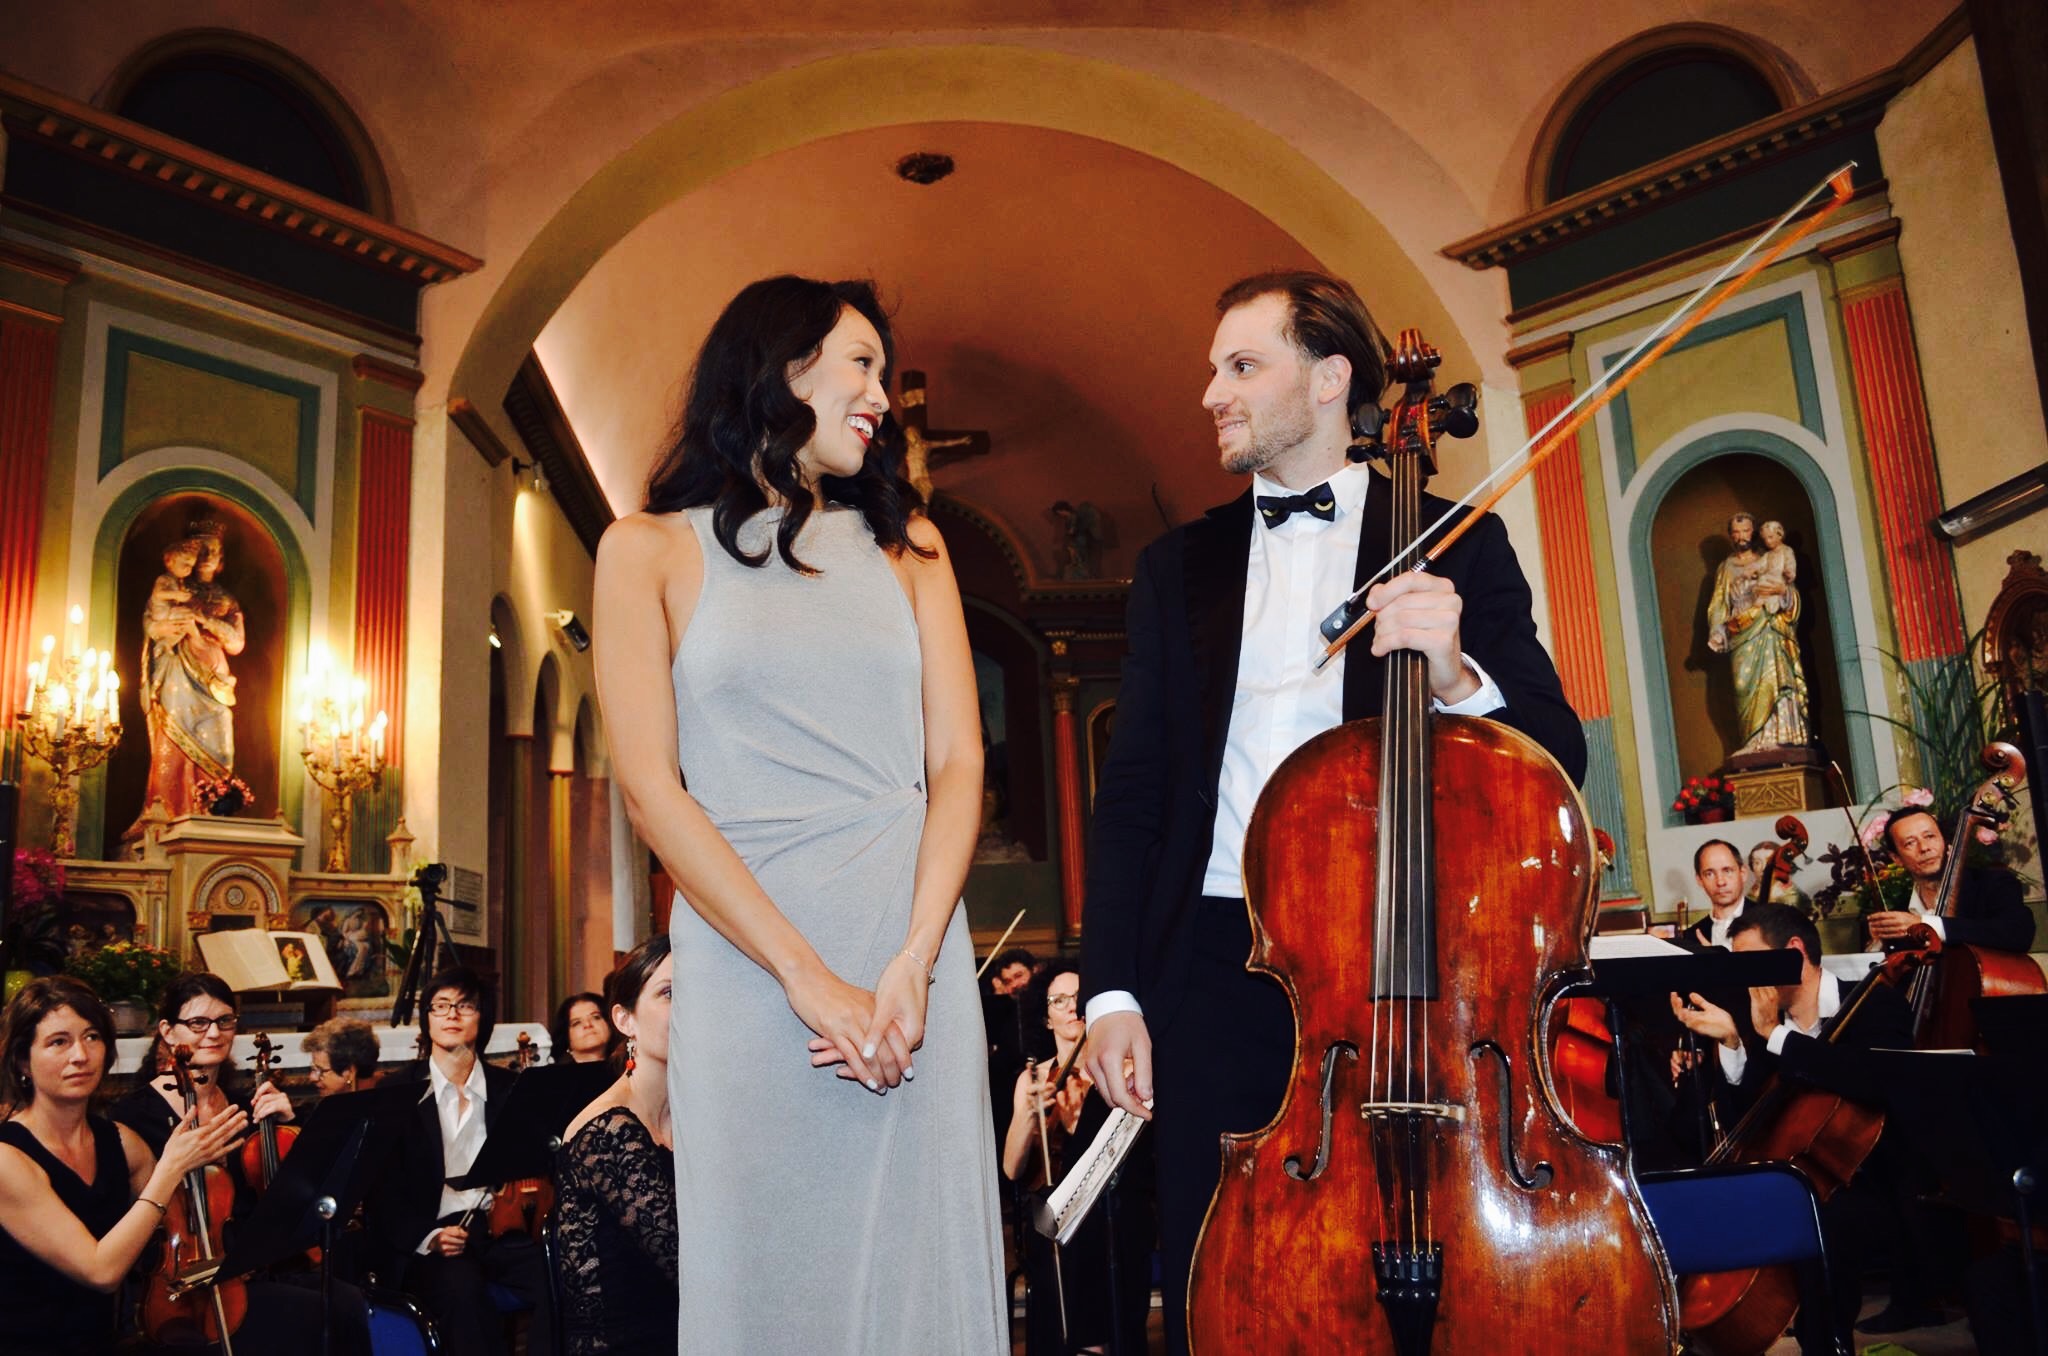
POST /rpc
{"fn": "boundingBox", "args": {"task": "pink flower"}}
[1903,787,1933,807]
[1976,825,1999,846]
[1860,815,1889,849]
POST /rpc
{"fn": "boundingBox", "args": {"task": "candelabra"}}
[298,654,386,874]
[18,608,123,858]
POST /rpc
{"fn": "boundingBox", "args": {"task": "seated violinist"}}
[362,967,552,1356]
[1669,904,1921,1348]
[0,977,247,1356]
[1865,806,2036,953]
[108,973,372,1354]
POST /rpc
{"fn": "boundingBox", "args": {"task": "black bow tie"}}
[1256,483,1337,527]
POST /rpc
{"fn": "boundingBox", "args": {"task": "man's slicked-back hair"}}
[1216,270,1391,433]
[1728,902,1821,964]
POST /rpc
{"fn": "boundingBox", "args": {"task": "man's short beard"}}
[1220,374,1317,476]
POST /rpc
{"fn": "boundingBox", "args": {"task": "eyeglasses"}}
[428,1000,480,1017]
[175,1015,239,1034]
[1046,992,1079,1010]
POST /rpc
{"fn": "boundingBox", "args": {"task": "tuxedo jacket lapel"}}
[1185,492,1252,803]
[1342,472,1394,722]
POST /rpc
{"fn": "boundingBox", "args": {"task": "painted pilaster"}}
[1051,671,1086,943]
[550,767,572,1012]
[351,404,414,869]
[0,244,76,737]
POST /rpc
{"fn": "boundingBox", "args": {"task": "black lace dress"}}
[555,1105,679,1354]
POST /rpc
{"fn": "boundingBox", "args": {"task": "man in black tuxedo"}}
[1866,806,2036,954]
[1677,838,1750,950]
[362,967,552,1356]
[1079,271,1585,1353]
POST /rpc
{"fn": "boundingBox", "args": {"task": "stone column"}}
[1051,669,1086,943]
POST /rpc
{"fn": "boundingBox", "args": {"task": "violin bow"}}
[974,909,1028,981]
[1315,163,1859,668]
[1026,1057,1071,1345]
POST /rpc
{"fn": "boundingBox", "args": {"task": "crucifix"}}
[898,370,990,500]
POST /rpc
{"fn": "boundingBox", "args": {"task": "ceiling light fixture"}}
[894,152,955,185]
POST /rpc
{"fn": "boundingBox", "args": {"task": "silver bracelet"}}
[897,947,934,982]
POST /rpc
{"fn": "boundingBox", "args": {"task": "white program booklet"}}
[1033,1101,1152,1245]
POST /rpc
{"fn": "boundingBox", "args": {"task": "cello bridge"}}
[1359,1101,1464,1123]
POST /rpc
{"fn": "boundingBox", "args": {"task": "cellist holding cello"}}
[1078,270,1588,1355]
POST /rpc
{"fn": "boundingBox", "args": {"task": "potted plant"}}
[63,940,182,1035]
[1672,774,1736,825]
[3,849,69,1002]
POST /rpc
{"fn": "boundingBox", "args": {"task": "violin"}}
[1187,330,1678,1351]
[140,1046,248,1351]
[1891,743,2045,1049]
[1677,926,1942,1353]
[238,1032,301,1193]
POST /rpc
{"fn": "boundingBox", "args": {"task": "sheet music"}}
[1032,1101,1150,1245]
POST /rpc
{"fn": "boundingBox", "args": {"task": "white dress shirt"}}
[419,1054,491,1251]
[1905,890,1948,940]
[1087,463,1505,1027]
[1718,969,1841,1086]
[1704,905,1743,949]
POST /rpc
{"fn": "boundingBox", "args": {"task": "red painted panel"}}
[353,410,413,763]
[0,319,60,731]
[1523,387,1611,719]
[1052,699,1086,941]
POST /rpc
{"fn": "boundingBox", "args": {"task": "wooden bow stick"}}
[1316,163,1858,668]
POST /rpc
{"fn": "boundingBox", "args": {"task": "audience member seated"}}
[304,1017,381,1096]
[556,936,678,1355]
[549,992,616,1065]
[363,966,553,1356]
[0,977,246,1355]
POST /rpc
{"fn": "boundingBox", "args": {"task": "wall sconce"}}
[509,456,549,495]
[551,610,590,652]
[1935,461,2048,542]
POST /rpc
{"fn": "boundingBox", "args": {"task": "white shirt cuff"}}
[417,1228,441,1256]
[1717,1039,1749,1086]
[1764,1023,1793,1057]
[1922,915,1946,940]
[1434,653,1505,716]
[1085,990,1143,1027]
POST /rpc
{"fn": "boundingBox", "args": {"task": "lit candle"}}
[66,606,82,658]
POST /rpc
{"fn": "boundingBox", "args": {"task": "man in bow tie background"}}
[1080,270,1586,1353]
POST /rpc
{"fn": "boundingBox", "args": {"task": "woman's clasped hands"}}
[796,950,929,1095]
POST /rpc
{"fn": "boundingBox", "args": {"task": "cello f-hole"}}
[1470,1041,1553,1191]
[1284,1041,1358,1182]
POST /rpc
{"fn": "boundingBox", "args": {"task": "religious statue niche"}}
[1650,453,1848,818]
[105,495,287,854]
[1706,511,1811,758]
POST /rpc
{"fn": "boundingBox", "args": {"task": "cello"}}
[1187,329,1679,1353]
[1749,815,1808,911]
[140,1045,248,1351]
[1675,927,1941,1354]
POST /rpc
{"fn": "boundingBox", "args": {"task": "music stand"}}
[214,1080,424,1356]
[449,1061,616,1190]
[392,862,461,1028]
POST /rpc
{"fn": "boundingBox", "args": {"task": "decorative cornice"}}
[1443,69,1898,273]
[1505,332,1575,370]
[352,354,425,394]
[504,352,614,559]
[0,237,81,286]
[1816,217,1903,262]
[448,398,512,468]
[0,72,480,285]
[1896,5,1971,87]
[0,297,64,327]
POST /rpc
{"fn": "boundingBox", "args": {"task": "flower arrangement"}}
[1672,774,1735,823]
[3,849,69,975]
[194,774,255,817]
[63,939,182,1007]
[1810,787,1950,918]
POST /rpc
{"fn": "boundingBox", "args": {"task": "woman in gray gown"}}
[592,276,1006,1353]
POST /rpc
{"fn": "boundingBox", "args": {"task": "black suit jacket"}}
[361,1061,518,1282]
[1713,976,1915,1128]
[1940,865,2036,952]
[1079,485,1585,1029]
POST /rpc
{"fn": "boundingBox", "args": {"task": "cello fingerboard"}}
[1374,394,1437,1002]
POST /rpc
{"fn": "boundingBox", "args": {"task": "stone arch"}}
[96,27,392,217]
[573,696,606,779]
[1626,427,1878,823]
[489,594,532,737]
[445,43,1479,421]
[1527,24,1814,210]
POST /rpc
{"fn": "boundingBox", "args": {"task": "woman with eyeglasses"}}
[107,972,374,1354]
[303,1017,381,1096]
[0,977,246,1356]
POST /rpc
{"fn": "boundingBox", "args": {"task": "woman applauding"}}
[0,977,246,1355]
[556,935,678,1354]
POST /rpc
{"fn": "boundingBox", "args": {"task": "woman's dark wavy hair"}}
[605,933,672,1073]
[643,275,934,574]
[549,991,613,1064]
[1019,960,1080,1063]
[2,976,116,1114]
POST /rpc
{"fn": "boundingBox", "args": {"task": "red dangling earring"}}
[624,1037,637,1076]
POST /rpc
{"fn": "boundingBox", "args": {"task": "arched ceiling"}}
[535,121,1323,577]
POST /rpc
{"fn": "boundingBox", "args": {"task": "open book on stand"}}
[196,929,342,992]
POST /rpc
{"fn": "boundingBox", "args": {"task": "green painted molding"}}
[99,328,322,523]
[77,467,312,857]
[1627,428,1880,828]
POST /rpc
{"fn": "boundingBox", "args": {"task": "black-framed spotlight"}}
[551,609,590,652]
[509,455,549,495]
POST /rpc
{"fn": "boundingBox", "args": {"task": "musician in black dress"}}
[556,935,678,1354]
[108,972,374,1354]
[0,977,245,1355]
[361,966,552,1356]
[1865,806,2036,953]
[549,992,616,1066]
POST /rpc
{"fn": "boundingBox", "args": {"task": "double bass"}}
[1889,743,2046,1050]
[140,1046,248,1351]
[1187,330,1678,1352]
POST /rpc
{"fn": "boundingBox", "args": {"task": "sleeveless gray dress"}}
[667,505,1007,1353]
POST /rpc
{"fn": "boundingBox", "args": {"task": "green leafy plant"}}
[1856,633,2013,825]
[63,940,182,1007]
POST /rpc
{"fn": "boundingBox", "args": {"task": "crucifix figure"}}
[898,370,990,500]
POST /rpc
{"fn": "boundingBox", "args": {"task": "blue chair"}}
[1638,1161,1849,1355]
[365,1287,441,1356]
